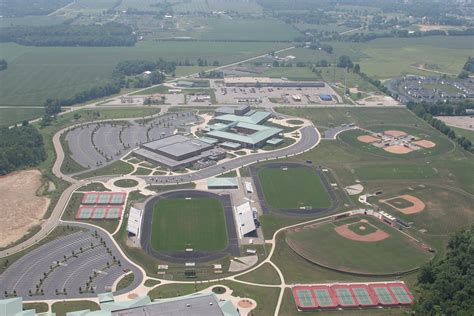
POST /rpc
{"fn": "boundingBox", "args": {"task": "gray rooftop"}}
[111,293,224,316]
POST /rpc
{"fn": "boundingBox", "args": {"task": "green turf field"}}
[257,166,331,209]
[286,216,432,274]
[354,164,438,180]
[0,41,285,106]
[151,197,228,251]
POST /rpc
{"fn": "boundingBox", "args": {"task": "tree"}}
[458,70,469,79]
[415,225,474,315]
[337,55,354,69]
[354,64,361,74]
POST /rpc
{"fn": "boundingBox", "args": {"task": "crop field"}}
[0,107,44,127]
[331,36,474,79]
[194,17,299,42]
[172,0,264,14]
[286,216,432,274]
[150,197,228,251]
[0,41,286,106]
[257,166,331,209]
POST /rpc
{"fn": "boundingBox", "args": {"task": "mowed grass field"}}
[331,36,474,79]
[0,41,286,106]
[151,197,228,251]
[286,216,432,274]
[258,166,331,209]
[0,107,44,126]
[370,184,474,235]
[339,126,453,159]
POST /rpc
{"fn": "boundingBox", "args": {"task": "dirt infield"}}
[414,140,436,148]
[384,145,413,154]
[0,170,49,248]
[384,130,407,137]
[357,135,379,143]
[335,222,389,242]
[381,194,426,214]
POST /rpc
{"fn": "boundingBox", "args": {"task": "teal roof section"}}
[0,297,23,316]
[14,311,35,316]
[219,300,240,316]
[199,136,219,144]
[100,296,151,312]
[98,292,115,303]
[221,141,242,149]
[215,111,271,125]
[266,137,283,145]
[207,123,282,145]
[207,177,238,188]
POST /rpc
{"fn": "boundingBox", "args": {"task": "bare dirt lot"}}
[436,116,474,131]
[0,170,49,248]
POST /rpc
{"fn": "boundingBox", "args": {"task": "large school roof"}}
[214,111,272,125]
[207,122,282,145]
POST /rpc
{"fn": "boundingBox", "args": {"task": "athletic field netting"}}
[81,192,126,205]
[292,282,413,311]
[76,206,123,220]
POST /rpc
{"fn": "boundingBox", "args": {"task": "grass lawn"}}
[348,222,377,235]
[151,197,227,251]
[450,126,474,143]
[51,301,100,316]
[79,182,110,192]
[23,302,48,313]
[235,263,281,285]
[0,107,44,127]
[132,167,152,176]
[286,216,432,274]
[116,272,134,291]
[75,160,134,179]
[354,164,438,180]
[258,166,331,209]
[114,179,139,188]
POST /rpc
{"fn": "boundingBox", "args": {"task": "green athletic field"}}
[257,166,331,209]
[151,197,228,251]
[286,216,432,274]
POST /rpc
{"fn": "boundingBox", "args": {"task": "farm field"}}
[331,36,474,78]
[194,17,299,41]
[257,166,331,209]
[171,0,264,14]
[0,107,44,126]
[286,215,433,274]
[0,41,286,106]
[150,197,228,251]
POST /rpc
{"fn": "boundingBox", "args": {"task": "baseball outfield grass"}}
[286,216,432,275]
[257,166,331,209]
[151,197,227,251]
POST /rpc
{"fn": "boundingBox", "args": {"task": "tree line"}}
[415,224,474,315]
[407,101,473,152]
[0,60,7,71]
[0,124,46,175]
[0,22,137,47]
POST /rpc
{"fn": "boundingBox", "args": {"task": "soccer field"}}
[150,197,228,251]
[257,166,332,209]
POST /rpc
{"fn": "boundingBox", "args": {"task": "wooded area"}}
[0,125,46,175]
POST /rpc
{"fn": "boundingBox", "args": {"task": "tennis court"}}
[81,192,126,205]
[76,206,123,220]
[292,282,413,311]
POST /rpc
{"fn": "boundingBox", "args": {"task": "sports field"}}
[257,166,331,209]
[286,216,432,274]
[150,197,228,251]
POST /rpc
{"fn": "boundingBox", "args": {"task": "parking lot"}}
[65,112,200,171]
[0,227,141,300]
[214,84,340,105]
